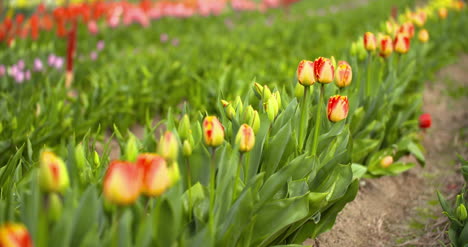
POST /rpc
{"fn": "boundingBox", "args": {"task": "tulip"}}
[178,114,191,139]
[296,60,315,86]
[103,161,142,205]
[335,61,352,88]
[87,20,99,35]
[419,113,431,129]
[385,20,397,36]
[183,140,193,157]
[457,204,467,221]
[158,131,179,162]
[244,105,255,123]
[438,8,448,20]
[39,150,70,193]
[379,35,393,58]
[203,116,225,147]
[168,162,180,186]
[327,95,349,122]
[313,57,334,84]
[235,124,255,152]
[97,41,105,51]
[171,38,180,46]
[0,223,33,247]
[393,33,410,54]
[418,29,429,43]
[265,96,279,121]
[90,51,98,61]
[48,54,56,66]
[160,34,169,43]
[294,83,304,99]
[251,110,261,134]
[380,156,394,168]
[136,154,170,197]
[0,65,5,76]
[398,22,415,38]
[363,32,377,51]
[33,58,43,72]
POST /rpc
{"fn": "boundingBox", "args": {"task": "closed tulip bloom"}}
[296,60,315,86]
[235,124,255,152]
[379,35,393,58]
[363,32,377,51]
[399,22,415,38]
[394,33,410,54]
[419,113,431,129]
[203,116,225,147]
[251,110,261,134]
[0,223,33,247]
[314,57,334,84]
[157,131,179,162]
[327,95,349,122]
[438,8,448,20]
[380,156,394,168]
[418,29,429,43]
[39,150,70,193]
[136,154,170,197]
[103,161,142,205]
[335,61,352,88]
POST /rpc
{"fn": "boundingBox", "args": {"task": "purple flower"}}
[48,54,57,66]
[97,40,105,51]
[54,57,64,69]
[25,70,31,80]
[15,71,25,83]
[160,33,169,43]
[90,51,98,61]
[34,58,43,72]
[10,65,18,76]
[0,65,5,76]
[171,38,179,47]
[17,60,25,70]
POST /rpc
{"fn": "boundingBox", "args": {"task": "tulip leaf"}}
[261,121,292,177]
[70,186,100,247]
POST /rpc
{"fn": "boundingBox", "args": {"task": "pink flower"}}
[25,70,31,80]
[15,71,25,83]
[90,51,98,61]
[48,54,57,66]
[88,20,99,35]
[34,58,43,72]
[17,60,25,70]
[0,65,5,76]
[160,33,169,43]
[97,40,105,51]
[54,57,64,69]
[171,38,179,46]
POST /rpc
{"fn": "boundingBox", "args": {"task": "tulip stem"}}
[311,84,325,157]
[366,53,372,96]
[232,153,244,204]
[298,85,309,153]
[186,158,193,221]
[209,147,216,237]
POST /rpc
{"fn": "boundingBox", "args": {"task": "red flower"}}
[419,113,431,129]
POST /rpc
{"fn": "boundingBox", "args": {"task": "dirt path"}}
[309,55,468,247]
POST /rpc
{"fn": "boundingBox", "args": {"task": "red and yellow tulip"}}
[327,95,349,122]
[158,131,179,162]
[136,153,171,197]
[0,223,33,247]
[39,150,70,194]
[394,33,410,54]
[379,35,393,58]
[438,8,448,20]
[313,57,334,84]
[203,116,225,147]
[296,60,315,86]
[363,32,377,51]
[235,124,255,152]
[334,61,352,88]
[103,161,142,205]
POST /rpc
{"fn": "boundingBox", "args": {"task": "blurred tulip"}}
[0,65,5,76]
[158,131,179,162]
[0,223,33,247]
[48,54,56,66]
[394,33,410,54]
[398,22,415,38]
[363,32,377,51]
[379,35,393,58]
[178,114,191,139]
[103,161,142,205]
[97,40,105,51]
[235,124,255,152]
[457,204,467,221]
[327,95,349,122]
[335,61,352,88]
[136,154,170,197]
[90,51,98,61]
[203,116,225,147]
[183,140,193,157]
[419,113,431,129]
[296,60,315,86]
[438,8,448,20]
[250,110,261,134]
[171,38,180,46]
[87,20,99,35]
[294,83,304,99]
[313,57,334,84]
[160,33,169,43]
[33,58,43,72]
[380,156,394,168]
[39,150,70,193]
[17,60,25,70]
[168,162,180,186]
[418,29,429,43]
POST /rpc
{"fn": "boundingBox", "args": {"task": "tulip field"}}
[0,0,467,246]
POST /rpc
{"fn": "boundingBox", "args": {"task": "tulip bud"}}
[103,161,142,205]
[418,29,429,43]
[244,105,254,123]
[330,56,337,70]
[379,35,393,58]
[398,22,415,38]
[136,154,170,197]
[74,143,86,171]
[168,162,180,186]
[203,116,225,147]
[235,124,255,153]
[251,110,261,134]
[183,140,192,157]
[350,42,358,56]
[457,204,467,221]
[335,61,352,88]
[313,57,334,84]
[438,8,448,20]
[295,83,305,99]
[178,114,191,139]
[48,193,63,221]
[93,151,101,167]
[265,97,278,122]
[327,95,349,123]
[158,131,179,162]
[125,134,139,162]
[39,150,70,193]
[380,156,394,168]
[273,91,282,110]
[385,20,396,36]
[419,113,431,129]
[394,33,410,54]
[363,32,377,51]
[225,104,236,120]
[262,86,272,101]
[454,1,465,11]
[0,223,33,247]
[220,100,230,107]
[296,60,315,86]
[234,96,244,113]
[254,82,264,98]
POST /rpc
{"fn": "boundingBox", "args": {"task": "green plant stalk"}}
[243,152,250,183]
[232,153,244,204]
[209,147,216,238]
[311,84,325,157]
[366,52,372,96]
[298,85,310,153]
[186,158,193,221]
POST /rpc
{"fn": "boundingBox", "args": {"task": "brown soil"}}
[307,55,468,247]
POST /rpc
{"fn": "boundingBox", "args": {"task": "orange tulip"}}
[0,223,33,247]
[296,60,315,86]
[313,57,334,84]
[136,153,170,197]
[334,61,352,88]
[418,29,429,43]
[103,161,142,205]
[203,116,225,147]
[327,95,349,122]
[235,124,255,152]
[438,8,448,20]
[363,32,377,51]
[39,150,70,193]
[394,33,410,54]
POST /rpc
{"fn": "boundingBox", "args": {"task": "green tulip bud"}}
[330,56,337,70]
[93,151,101,167]
[178,114,191,139]
[234,96,243,113]
[251,110,261,134]
[295,84,304,99]
[48,193,63,221]
[263,85,272,101]
[75,143,86,171]
[226,104,236,120]
[254,82,264,99]
[273,91,282,110]
[244,105,255,124]
[168,162,180,186]
[125,134,139,162]
[265,97,278,122]
[158,131,179,162]
[457,204,467,221]
[183,140,192,157]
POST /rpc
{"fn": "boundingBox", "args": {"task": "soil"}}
[306,55,468,246]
